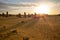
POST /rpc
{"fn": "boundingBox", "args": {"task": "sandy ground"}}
[0,16,60,40]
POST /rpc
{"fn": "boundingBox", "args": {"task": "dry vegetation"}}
[0,15,60,40]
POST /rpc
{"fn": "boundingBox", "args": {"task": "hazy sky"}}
[0,0,60,15]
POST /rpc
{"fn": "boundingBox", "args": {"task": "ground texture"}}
[0,16,60,40]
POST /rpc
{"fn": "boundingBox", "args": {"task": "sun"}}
[35,4,50,14]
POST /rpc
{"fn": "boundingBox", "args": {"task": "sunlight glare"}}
[35,4,50,14]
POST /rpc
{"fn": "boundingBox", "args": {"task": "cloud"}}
[0,2,37,11]
[0,0,60,14]
[0,2,9,10]
[49,2,60,14]
[49,0,60,3]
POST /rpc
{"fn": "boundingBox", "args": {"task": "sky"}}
[0,0,60,15]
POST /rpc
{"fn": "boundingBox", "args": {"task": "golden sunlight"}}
[35,4,50,14]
